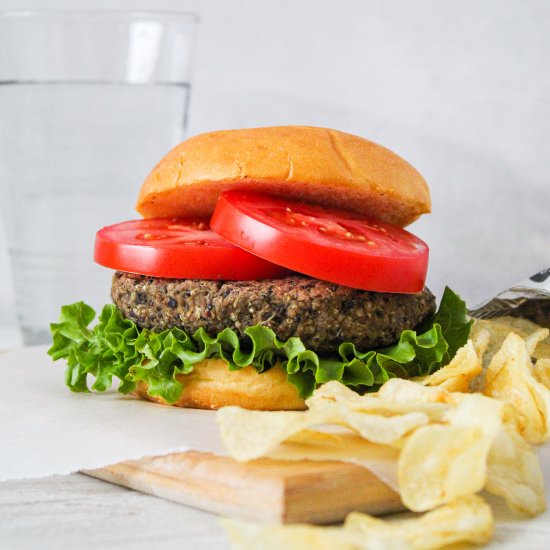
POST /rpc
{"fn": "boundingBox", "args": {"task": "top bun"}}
[136,126,430,227]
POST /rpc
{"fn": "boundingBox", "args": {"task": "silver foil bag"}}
[468,268,550,328]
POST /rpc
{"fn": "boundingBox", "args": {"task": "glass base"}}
[0,324,23,350]
[21,326,51,347]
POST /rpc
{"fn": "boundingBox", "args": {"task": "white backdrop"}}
[1,0,549,335]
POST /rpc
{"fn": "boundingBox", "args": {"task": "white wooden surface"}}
[2,450,550,549]
[0,474,227,550]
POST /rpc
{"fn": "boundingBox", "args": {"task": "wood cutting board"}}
[85,451,403,524]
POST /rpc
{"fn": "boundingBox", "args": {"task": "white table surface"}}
[1,325,549,550]
[3,455,550,550]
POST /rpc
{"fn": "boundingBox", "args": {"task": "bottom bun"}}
[134,358,306,410]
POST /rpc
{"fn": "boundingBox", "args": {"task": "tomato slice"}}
[210,191,429,293]
[94,218,289,280]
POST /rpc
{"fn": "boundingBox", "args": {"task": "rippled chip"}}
[222,495,493,550]
[222,519,358,550]
[471,327,491,358]
[309,380,448,421]
[218,330,549,532]
[485,420,546,516]
[216,407,335,462]
[218,397,429,462]
[483,332,550,444]
[398,394,503,511]
[416,340,481,392]
[336,409,428,447]
[533,358,550,389]
[270,430,399,488]
[306,381,369,409]
[473,316,550,365]
[525,328,550,357]
[345,495,493,549]
[377,378,457,418]
[378,378,450,403]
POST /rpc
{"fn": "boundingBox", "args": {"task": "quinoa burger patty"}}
[112,272,436,354]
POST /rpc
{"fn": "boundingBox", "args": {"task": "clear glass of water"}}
[0,10,199,345]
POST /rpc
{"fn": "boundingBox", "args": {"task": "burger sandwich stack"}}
[49,126,471,410]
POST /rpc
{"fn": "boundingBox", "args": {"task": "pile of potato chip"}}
[218,316,550,549]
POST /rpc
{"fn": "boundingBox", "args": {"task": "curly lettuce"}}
[48,287,472,402]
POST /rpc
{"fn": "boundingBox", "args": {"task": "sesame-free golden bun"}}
[136,126,430,227]
[134,359,306,411]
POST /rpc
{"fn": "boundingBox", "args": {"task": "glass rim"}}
[0,8,200,23]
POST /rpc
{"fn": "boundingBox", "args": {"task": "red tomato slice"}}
[210,191,429,293]
[94,218,289,280]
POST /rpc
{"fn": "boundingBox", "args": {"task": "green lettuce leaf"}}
[48,287,471,402]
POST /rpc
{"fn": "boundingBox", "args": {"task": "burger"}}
[49,126,471,410]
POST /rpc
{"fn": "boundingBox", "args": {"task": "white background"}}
[1,0,549,335]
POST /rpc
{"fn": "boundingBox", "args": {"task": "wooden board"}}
[85,451,403,524]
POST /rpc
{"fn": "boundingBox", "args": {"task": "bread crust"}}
[134,358,306,411]
[136,126,430,227]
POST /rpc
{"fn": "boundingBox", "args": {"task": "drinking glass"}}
[0,10,199,344]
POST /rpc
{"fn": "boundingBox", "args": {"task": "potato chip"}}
[416,340,481,392]
[377,378,457,405]
[443,392,504,431]
[398,394,503,511]
[345,495,493,549]
[271,429,399,489]
[333,380,455,413]
[536,339,550,360]
[525,328,550,356]
[475,315,543,337]
[218,334,549,530]
[471,327,491,358]
[222,495,493,550]
[306,380,368,409]
[486,420,546,516]
[398,426,484,511]
[218,399,428,462]
[337,409,429,447]
[217,406,336,462]
[309,380,448,421]
[473,316,550,365]
[533,358,550,389]
[467,328,491,393]
[222,518,364,550]
[483,332,550,443]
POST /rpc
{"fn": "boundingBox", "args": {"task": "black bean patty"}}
[111,273,436,354]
